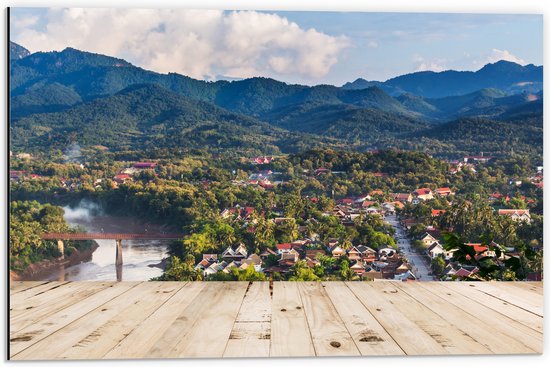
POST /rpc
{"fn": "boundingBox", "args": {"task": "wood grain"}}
[8,281,543,360]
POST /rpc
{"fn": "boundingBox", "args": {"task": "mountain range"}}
[9,41,543,158]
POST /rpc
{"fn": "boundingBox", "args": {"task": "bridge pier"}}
[115,239,123,266]
[57,240,64,259]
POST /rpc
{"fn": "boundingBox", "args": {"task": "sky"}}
[9,8,543,86]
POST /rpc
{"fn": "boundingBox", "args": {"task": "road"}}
[384,214,434,281]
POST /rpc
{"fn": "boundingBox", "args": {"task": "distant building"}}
[464,155,493,163]
[498,209,532,223]
[435,187,453,197]
[413,188,433,201]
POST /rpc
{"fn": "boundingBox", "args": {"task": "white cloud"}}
[11,15,39,29]
[471,48,526,69]
[486,48,526,65]
[413,55,447,72]
[11,9,350,81]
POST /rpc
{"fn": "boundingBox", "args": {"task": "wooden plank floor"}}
[9,281,543,360]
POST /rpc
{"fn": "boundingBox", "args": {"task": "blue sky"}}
[10,8,542,85]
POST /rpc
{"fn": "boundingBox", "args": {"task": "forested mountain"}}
[9,42,543,158]
[344,60,542,98]
[9,41,30,60]
[10,83,336,155]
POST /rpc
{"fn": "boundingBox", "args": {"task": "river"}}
[43,205,173,281]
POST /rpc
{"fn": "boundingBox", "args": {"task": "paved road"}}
[384,214,434,281]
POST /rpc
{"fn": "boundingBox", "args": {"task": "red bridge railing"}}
[41,233,186,240]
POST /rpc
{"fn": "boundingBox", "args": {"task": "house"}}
[435,187,453,197]
[203,261,228,277]
[354,194,372,203]
[498,209,532,223]
[221,244,248,261]
[113,174,132,184]
[361,200,377,209]
[364,207,382,216]
[347,246,362,261]
[420,233,439,247]
[464,155,492,163]
[251,156,273,165]
[431,209,446,217]
[350,261,365,275]
[241,254,263,271]
[454,265,480,279]
[275,243,292,255]
[279,252,299,267]
[464,243,490,261]
[356,245,377,262]
[426,242,445,259]
[394,193,413,203]
[220,206,255,220]
[202,254,218,262]
[378,248,396,259]
[394,270,417,281]
[338,198,355,206]
[305,249,325,260]
[304,256,320,268]
[328,244,345,258]
[413,188,433,201]
[222,261,238,274]
[259,248,277,260]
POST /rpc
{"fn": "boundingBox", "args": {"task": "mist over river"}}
[44,201,173,281]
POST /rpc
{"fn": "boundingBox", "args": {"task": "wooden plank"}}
[322,282,404,356]
[270,282,315,357]
[148,282,247,358]
[438,282,543,333]
[465,282,543,316]
[223,282,272,358]
[505,281,543,293]
[10,282,139,359]
[9,281,49,294]
[58,282,188,360]
[10,282,113,333]
[298,282,360,356]
[370,282,492,354]
[12,281,156,360]
[10,281,70,305]
[416,282,543,353]
[104,282,205,359]
[397,283,538,354]
[347,282,448,355]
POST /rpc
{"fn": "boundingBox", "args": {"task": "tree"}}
[289,260,319,281]
[431,256,445,276]
[155,255,203,281]
[338,260,358,281]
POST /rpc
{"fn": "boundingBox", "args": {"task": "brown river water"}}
[42,205,174,281]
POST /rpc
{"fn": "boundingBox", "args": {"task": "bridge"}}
[41,233,186,240]
[41,232,186,280]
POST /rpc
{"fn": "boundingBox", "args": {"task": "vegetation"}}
[9,200,93,271]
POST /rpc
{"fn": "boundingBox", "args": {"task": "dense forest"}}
[9,42,543,160]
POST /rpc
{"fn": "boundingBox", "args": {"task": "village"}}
[9,151,543,282]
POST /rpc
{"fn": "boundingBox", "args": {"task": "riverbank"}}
[10,242,100,281]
